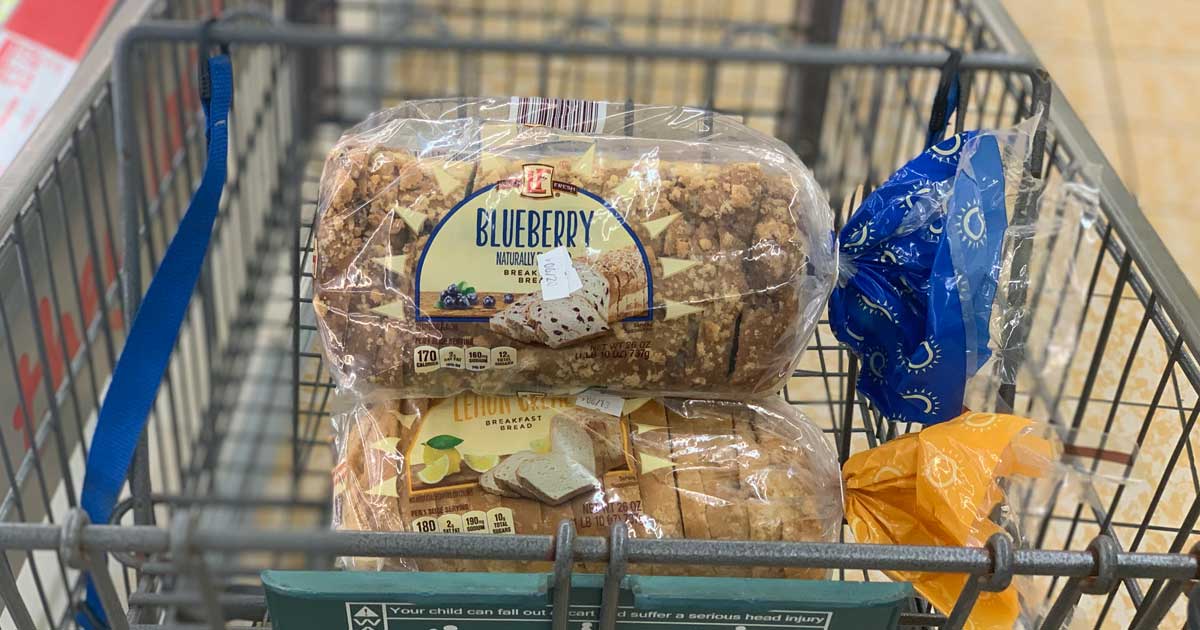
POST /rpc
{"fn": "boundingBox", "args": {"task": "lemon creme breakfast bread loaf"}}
[332,394,843,577]
[313,98,835,399]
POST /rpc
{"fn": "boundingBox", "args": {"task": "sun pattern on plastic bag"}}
[830,132,1008,424]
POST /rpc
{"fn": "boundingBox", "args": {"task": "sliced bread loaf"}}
[333,395,842,578]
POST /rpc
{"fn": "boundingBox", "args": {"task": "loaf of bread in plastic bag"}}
[313,98,836,399]
[332,394,843,577]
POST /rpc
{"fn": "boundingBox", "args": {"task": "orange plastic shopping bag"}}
[843,412,1057,629]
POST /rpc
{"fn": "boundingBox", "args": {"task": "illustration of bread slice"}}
[483,252,657,349]
[516,453,599,505]
[479,467,518,498]
[487,267,610,348]
[576,265,612,322]
[593,246,652,320]
[551,416,597,475]
[485,450,543,570]
[487,450,541,499]
[529,297,610,348]
[565,408,625,474]
[489,293,540,343]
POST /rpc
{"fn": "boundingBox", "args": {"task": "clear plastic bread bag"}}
[313,98,836,399]
[331,393,843,576]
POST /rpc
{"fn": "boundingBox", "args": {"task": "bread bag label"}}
[401,394,653,537]
[414,163,653,346]
[408,395,571,493]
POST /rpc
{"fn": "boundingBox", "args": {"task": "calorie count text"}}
[411,507,514,535]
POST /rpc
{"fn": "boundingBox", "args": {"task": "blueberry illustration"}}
[503,293,515,304]
[482,295,496,308]
[446,283,459,296]
[467,292,479,305]
[456,295,470,309]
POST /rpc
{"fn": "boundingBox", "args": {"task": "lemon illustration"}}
[463,453,501,473]
[529,437,551,454]
[417,455,450,485]
[422,444,462,474]
[422,435,464,474]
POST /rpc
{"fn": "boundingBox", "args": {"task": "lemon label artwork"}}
[408,395,576,492]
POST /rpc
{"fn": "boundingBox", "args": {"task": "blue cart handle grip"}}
[76,53,232,630]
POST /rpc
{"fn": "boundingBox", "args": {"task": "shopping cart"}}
[1,1,1198,629]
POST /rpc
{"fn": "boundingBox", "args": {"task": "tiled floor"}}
[1005,3,1200,627]
[1005,0,1200,287]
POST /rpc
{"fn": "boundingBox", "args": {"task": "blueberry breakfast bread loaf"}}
[313,98,836,398]
[332,394,843,577]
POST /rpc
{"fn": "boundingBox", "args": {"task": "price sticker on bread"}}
[538,246,582,300]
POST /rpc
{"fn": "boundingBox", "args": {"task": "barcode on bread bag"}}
[508,97,607,134]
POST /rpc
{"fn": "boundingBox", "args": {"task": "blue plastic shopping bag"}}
[829,131,1008,424]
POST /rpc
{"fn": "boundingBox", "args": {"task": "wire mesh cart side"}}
[2,1,1200,629]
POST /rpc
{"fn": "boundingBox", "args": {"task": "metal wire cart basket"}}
[2,1,1199,629]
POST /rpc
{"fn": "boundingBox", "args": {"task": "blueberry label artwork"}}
[415,163,653,348]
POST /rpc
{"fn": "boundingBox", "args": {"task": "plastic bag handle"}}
[926,48,970,149]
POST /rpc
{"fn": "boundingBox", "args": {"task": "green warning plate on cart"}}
[262,571,912,630]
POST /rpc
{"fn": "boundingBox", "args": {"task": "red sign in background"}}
[0,0,116,172]
[4,0,115,59]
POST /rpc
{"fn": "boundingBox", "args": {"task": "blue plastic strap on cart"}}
[76,54,231,630]
[829,131,1007,425]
